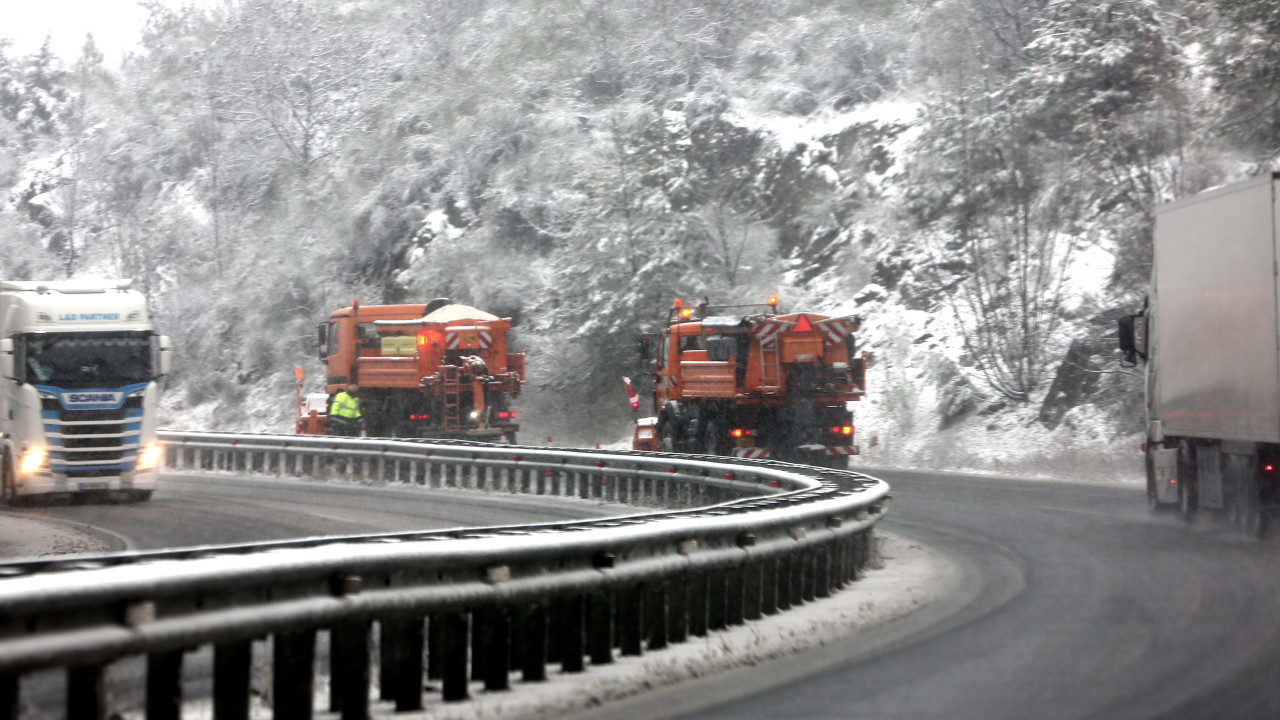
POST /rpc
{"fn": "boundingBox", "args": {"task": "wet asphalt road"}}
[589,468,1280,720]
[15,472,627,550]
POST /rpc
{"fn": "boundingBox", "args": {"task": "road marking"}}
[1033,504,1117,518]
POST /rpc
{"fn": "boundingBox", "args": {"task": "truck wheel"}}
[1243,480,1269,540]
[1177,441,1197,523]
[704,421,724,456]
[1225,479,1242,528]
[659,422,677,453]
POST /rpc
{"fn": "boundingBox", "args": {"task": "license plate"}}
[78,482,109,491]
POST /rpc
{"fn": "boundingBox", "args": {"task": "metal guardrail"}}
[0,431,890,720]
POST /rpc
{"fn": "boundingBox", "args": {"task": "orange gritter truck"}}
[305,298,524,441]
[634,297,867,468]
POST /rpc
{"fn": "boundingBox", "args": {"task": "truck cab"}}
[0,280,171,504]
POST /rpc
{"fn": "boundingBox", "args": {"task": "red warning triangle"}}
[793,314,814,333]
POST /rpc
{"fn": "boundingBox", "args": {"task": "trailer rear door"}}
[1154,175,1280,443]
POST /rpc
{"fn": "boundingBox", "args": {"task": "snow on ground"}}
[147,530,951,720]
[852,405,1144,484]
[363,531,951,720]
[0,513,121,559]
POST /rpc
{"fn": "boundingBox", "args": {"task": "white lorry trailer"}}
[1119,173,1280,537]
[0,280,171,504]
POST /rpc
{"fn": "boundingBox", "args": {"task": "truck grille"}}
[41,397,144,478]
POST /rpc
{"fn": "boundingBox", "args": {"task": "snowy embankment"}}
[381,532,951,720]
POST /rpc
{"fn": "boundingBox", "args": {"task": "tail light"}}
[731,428,753,438]
[831,426,853,435]
[498,410,517,420]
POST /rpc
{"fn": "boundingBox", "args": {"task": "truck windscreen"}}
[21,332,153,388]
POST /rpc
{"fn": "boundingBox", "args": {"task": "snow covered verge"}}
[0,513,122,559]
[330,531,951,720]
[850,410,1145,485]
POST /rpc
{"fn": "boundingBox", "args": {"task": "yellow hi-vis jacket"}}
[330,390,361,420]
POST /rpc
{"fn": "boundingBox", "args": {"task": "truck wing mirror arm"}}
[0,339,12,381]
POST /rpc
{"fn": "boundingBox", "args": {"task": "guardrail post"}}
[853,531,870,580]
[802,550,818,603]
[379,617,421,706]
[520,603,549,682]
[588,590,615,666]
[332,620,370,719]
[669,576,689,643]
[0,675,14,720]
[561,595,586,673]
[385,617,427,710]
[725,565,745,627]
[744,561,764,621]
[761,557,779,616]
[688,572,709,637]
[479,607,512,691]
[789,551,806,608]
[830,539,847,591]
[646,581,668,651]
[776,554,793,611]
[546,601,562,664]
[426,614,442,681]
[213,640,251,720]
[816,546,832,598]
[68,663,105,720]
[707,569,727,631]
[145,649,183,720]
[439,612,470,701]
[471,609,486,681]
[273,629,315,720]
[619,584,644,656]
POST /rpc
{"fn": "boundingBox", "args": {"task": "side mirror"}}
[317,322,329,363]
[639,334,651,361]
[1117,314,1145,366]
[157,336,172,377]
[0,339,12,381]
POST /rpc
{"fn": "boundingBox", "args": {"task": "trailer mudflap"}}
[1197,447,1224,509]
[1153,447,1179,504]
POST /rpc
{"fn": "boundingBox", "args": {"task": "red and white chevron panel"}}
[749,319,792,348]
[826,445,858,456]
[734,447,772,459]
[813,317,858,346]
[445,327,493,350]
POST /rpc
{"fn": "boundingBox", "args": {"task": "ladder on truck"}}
[442,366,461,432]
[760,339,782,392]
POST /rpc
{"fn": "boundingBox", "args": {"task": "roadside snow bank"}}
[0,513,121,559]
[365,530,952,720]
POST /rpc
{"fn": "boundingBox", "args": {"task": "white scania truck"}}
[0,280,171,504]
[1119,173,1280,538]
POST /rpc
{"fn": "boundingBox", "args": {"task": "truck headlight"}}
[19,447,48,475]
[136,444,163,471]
